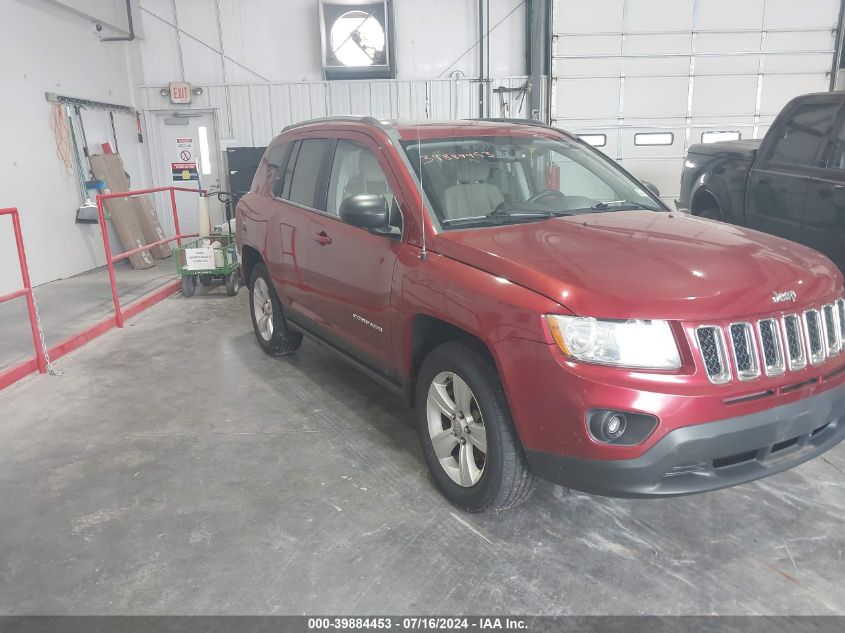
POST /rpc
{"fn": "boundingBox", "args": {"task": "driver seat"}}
[442,161,504,219]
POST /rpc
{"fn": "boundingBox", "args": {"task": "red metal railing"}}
[1,187,203,391]
[0,207,47,388]
[96,186,201,327]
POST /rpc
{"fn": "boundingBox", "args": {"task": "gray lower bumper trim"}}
[526,382,845,498]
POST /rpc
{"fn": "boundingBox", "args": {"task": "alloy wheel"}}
[426,371,488,487]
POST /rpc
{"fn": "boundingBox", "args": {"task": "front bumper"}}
[525,381,845,498]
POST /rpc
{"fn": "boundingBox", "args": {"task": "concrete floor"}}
[0,291,843,615]
[0,261,177,373]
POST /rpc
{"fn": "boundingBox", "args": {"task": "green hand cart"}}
[175,234,241,297]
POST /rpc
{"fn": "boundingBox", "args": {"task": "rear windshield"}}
[401,135,664,230]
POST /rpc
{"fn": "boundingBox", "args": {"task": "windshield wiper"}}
[591,200,655,211]
[442,208,566,227]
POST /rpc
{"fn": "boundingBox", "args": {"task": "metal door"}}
[152,110,223,235]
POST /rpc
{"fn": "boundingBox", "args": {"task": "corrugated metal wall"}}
[139,77,541,147]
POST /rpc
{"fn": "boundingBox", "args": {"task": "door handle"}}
[313,231,332,245]
[758,176,771,185]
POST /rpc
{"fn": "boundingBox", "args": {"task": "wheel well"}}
[408,315,495,407]
[690,189,720,216]
[240,245,263,284]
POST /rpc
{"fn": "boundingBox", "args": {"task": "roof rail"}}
[470,117,557,130]
[281,115,386,134]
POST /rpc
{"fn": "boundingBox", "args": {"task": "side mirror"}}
[641,180,661,198]
[339,194,396,236]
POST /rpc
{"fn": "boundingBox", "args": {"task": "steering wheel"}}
[527,189,568,205]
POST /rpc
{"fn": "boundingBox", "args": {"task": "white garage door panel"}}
[763,0,839,29]
[691,76,759,117]
[626,0,694,31]
[556,35,620,57]
[624,56,692,78]
[625,34,691,55]
[554,58,621,78]
[554,1,624,32]
[621,127,686,159]
[694,55,762,76]
[697,0,765,30]
[759,74,831,115]
[552,0,840,201]
[623,77,690,118]
[696,32,762,55]
[555,79,621,120]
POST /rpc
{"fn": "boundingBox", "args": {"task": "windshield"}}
[401,134,665,230]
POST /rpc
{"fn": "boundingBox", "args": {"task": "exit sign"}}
[169,82,191,104]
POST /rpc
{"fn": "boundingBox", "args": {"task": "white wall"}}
[137,0,526,85]
[0,0,148,295]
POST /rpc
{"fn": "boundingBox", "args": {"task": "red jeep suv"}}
[236,117,845,512]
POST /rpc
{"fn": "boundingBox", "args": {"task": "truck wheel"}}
[416,342,536,512]
[248,263,302,356]
[181,275,196,297]
[698,206,723,221]
[225,271,240,296]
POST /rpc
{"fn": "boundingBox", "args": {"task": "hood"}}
[432,211,843,321]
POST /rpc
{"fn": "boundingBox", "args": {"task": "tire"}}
[198,274,213,287]
[698,206,723,221]
[181,275,196,297]
[225,271,240,296]
[416,342,536,512]
[248,263,302,355]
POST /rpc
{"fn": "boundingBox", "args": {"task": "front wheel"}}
[416,342,536,512]
[181,275,196,297]
[248,263,302,356]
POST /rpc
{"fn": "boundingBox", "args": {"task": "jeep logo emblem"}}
[772,290,797,304]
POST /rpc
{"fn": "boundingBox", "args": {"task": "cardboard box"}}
[90,155,155,270]
[89,153,171,261]
[137,195,172,259]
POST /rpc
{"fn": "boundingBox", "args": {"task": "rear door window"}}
[766,102,841,167]
[288,139,329,208]
[265,142,291,197]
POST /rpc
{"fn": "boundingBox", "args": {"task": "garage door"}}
[551,0,841,203]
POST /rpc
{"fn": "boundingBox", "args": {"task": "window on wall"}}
[319,1,395,79]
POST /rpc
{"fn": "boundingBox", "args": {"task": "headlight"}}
[546,315,681,370]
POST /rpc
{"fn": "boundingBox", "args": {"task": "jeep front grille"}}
[729,323,760,380]
[757,319,785,376]
[695,301,845,384]
[804,310,825,365]
[783,314,806,370]
[822,304,841,357]
[696,326,731,384]
[838,299,845,340]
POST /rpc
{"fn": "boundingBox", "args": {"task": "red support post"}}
[1,207,46,375]
[96,194,124,328]
[170,188,182,247]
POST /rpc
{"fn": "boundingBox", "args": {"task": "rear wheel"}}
[416,342,536,512]
[225,271,240,296]
[248,263,302,355]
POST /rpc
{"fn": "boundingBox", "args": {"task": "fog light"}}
[587,409,658,446]
[603,412,627,439]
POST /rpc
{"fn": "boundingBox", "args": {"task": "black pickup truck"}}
[678,91,845,272]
